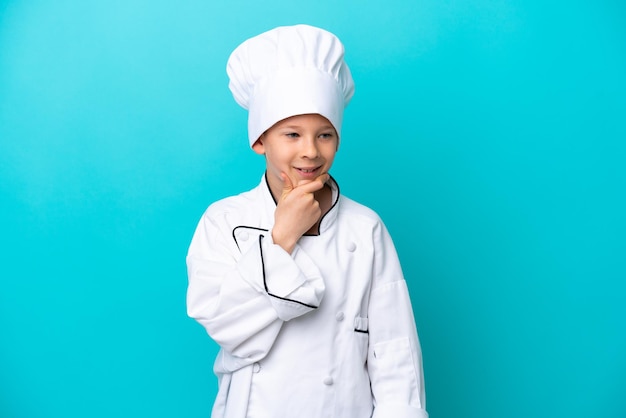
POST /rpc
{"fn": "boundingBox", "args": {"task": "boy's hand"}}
[272,172,329,254]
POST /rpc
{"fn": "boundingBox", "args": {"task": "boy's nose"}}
[301,137,320,158]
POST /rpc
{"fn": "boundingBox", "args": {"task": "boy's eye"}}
[285,132,300,138]
[319,133,335,139]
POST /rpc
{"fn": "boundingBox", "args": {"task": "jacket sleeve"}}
[367,221,428,418]
[186,209,325,372]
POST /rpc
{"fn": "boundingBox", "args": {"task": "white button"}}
[253,363,261,373]
[239,231,249,241]
[346,242,356,252]
[323,376,333,385]
[335,312,344,321]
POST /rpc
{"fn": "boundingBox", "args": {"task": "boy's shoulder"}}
[338,195,385,227]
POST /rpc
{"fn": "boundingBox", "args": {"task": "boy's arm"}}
[367,222,429,418]
[186,211,324,372]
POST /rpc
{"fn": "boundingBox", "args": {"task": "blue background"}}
[1,1,625,417]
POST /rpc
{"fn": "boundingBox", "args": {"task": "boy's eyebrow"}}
[278,124,335,130]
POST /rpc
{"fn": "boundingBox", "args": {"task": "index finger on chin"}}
[298,175,328,193]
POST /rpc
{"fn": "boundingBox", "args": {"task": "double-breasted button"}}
[346,242,356,252]
[323,376,334,385]
[335,311,345,321]
[252,363,261,373]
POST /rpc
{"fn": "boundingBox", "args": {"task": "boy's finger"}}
[296,173,329,187]
[318,173,330,185]
[280,172,295,196]
[297,174,329,194]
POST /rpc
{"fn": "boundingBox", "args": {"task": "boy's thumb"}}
[280,172,294,195]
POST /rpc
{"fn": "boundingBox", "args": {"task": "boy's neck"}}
[305,184,333,235]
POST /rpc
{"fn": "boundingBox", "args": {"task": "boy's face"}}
[252,113,338,197]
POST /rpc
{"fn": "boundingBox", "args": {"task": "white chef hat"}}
[226,24,355,147]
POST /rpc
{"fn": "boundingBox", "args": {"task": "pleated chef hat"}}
[227,24,355,147]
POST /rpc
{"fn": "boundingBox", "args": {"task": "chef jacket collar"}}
[261,173,340,235]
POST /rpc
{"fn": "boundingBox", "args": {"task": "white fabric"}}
[226,25,355,146]
[186,176,428,418]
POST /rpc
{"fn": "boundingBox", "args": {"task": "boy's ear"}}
[251,137,265,155]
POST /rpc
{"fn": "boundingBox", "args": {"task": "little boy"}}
[187,24,428,418]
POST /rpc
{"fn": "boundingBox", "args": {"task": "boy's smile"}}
[252,113,338,199]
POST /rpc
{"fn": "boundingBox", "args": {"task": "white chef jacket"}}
[187,175,428,418]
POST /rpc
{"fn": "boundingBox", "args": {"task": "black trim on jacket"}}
[232,225,269,251]
[258,234,318,309]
